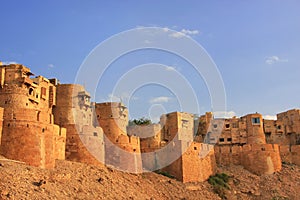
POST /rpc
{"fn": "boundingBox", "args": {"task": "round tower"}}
[244,113,266,144]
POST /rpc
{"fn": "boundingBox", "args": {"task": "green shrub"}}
[129,117,152,126]
[208,173,231,199]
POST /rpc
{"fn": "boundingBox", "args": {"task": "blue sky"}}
[0,1,299,121]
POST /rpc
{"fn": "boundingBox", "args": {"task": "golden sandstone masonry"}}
[0,64,65,169]
[0,62,299,182]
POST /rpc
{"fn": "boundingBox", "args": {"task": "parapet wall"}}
[279,145,300,166]
[104,134,142,173]
[215,144,282,175]
[160,142,216,183]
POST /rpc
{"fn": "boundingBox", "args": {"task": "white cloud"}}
[263,115,277,120]
[181,29,199,35]
[265,56,288,65]
[213,111,237,119]
[169,28,200,38]
[48,64,55,68]
[149,96,172,104]
[162,27,169,32]
[169,32,185,38]
[165,66,176,71]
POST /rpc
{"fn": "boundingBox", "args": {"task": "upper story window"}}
[29,88,34,95]
[252,117,260,125]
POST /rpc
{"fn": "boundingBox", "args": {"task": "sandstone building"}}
[128,112,216,183]
[53,84,105,166]
[0,63,66,169]
[0,61,299,183]
[197,112,282,175]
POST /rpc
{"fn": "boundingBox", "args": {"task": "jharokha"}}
[0,62,300,183]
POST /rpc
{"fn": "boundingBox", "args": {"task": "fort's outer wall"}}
[215,144,282,175]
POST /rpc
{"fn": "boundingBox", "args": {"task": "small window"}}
[252,117,260,124]
[277,125,281,130]
[213,124,217,128]
[232,123,238,128]
[227,138,232,142]
[93,132,98,136]
[29,88,34,95]
[42,128,45,132]
[225,124,230,128]
[219,138,225,142]
[194,147,197,150]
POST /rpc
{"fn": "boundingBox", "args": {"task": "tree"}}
[129,117,152,126]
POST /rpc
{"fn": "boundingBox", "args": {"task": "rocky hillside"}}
[0,155,299,200]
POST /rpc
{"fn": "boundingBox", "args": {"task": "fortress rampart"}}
[0,62,299,182]
[278,145,300,166]
[215,144,282,175]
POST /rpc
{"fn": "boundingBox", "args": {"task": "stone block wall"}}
[241,144,281,175]
[95,102,128,141]
[95,102,142,173]
[215,144,282,175]
[127,124,162,153]
[0,107,3,148]
[63,124,104,166]
[0,121,63,168]
[53,84,105,166]
[160,142,216,183]
[161,112,194,142]
[0,64,65,169]
[279,145,300,166]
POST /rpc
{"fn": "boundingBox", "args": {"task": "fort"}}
[0,62,299,183]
